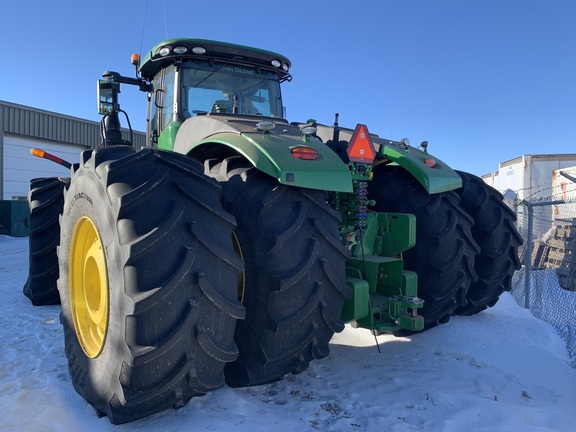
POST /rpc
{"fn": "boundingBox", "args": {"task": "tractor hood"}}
[173,114,353,193]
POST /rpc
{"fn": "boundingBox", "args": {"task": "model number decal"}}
[67,192,93,213]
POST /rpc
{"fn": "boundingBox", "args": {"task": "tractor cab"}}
[137,39,292,149]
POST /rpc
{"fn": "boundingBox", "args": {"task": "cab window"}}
[180,61,283,118]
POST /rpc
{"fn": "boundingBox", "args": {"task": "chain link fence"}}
[506,183,576,367]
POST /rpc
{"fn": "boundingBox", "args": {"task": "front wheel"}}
[205,156,351,387]
[58,147,244,424]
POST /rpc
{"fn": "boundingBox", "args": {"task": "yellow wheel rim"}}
[69,217,109,358]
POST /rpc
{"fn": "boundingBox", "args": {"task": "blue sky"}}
[3,0,575,176]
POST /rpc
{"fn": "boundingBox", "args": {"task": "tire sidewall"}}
[59,166,126,409]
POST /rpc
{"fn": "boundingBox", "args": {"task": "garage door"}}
[3,134,86,200]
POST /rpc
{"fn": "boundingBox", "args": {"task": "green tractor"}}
[24,38,521,424]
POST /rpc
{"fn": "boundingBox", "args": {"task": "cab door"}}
[148,65,176,147]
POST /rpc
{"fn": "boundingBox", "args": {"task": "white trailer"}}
[482,154,576,239]
[495,154,576,201]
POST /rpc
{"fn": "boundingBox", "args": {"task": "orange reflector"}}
[30,147,72,169]
[31,148,45,158]
[424,158,437,168]
[291,147,319,160]
[346,124,376,164]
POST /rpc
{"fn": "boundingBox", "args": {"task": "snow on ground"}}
[1,234,575,432]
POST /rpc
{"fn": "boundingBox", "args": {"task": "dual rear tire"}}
[453,171,522,315]
[368,165,521,328]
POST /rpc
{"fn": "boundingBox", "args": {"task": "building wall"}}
[0,100,146,200]
[482,154,576,239]
[482,154,576,200]
[2,135,84,199]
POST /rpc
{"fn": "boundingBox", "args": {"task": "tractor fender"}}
[377,142,462,194]
[173,115,353,192]
[314,123,462,194]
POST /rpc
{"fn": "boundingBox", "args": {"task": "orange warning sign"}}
[346,124,376,163]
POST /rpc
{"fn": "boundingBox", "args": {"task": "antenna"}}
[163,0,168,39]
[138,0,150,59]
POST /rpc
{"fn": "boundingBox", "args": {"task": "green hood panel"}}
[173,115,353,192]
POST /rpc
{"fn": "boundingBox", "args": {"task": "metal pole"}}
[521,199,565,308]
[523,201,533,308]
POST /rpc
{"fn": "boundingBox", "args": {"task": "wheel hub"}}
[70,216,109,358]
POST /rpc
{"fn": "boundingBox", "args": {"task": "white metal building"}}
[481,154,576,201]
[482,154,576,240]
[0,100,145,200]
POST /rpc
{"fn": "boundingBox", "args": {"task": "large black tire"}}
[204,156,351,387]
[453,170,522,315]
[58,146,245,424]
[23,177,69,305]
[368,165,479,328]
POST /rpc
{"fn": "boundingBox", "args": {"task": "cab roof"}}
[139,38,291,81]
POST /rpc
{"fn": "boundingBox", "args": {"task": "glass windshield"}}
[180,60,283,118]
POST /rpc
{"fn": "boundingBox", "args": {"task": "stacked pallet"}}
[531,219,576,290]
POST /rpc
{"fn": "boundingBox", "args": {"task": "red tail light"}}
[291,147,319,160]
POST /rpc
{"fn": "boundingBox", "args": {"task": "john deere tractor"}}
[23,38,521,424]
